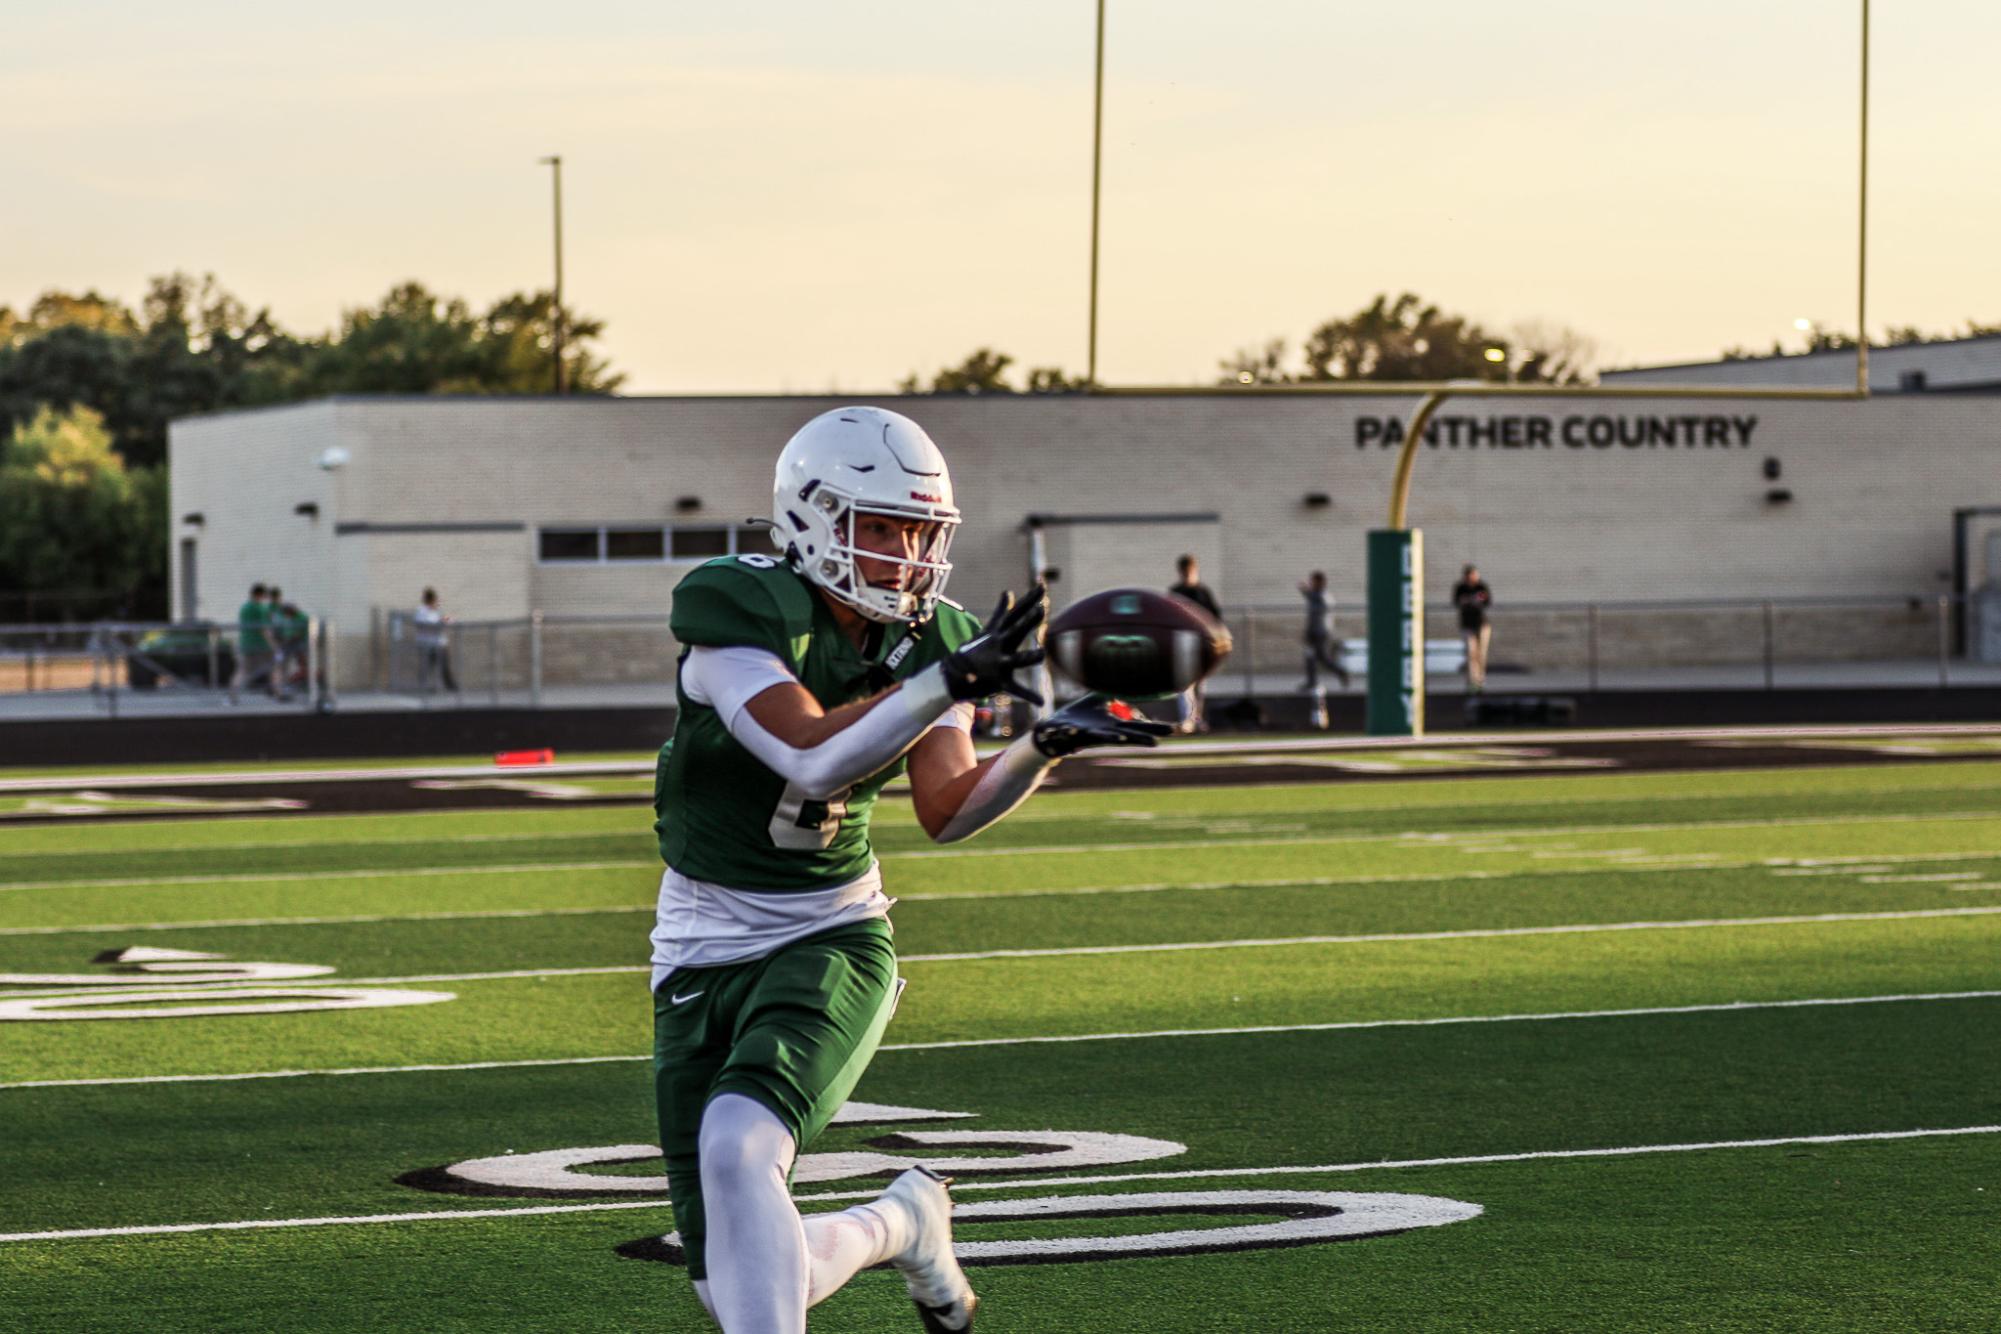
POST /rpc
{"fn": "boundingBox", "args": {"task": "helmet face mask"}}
[772,407,961,624]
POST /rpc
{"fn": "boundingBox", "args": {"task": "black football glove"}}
[1032,694,1174,758]
[941,585,1048,705]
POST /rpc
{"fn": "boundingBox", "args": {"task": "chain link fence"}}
[1214,593,1989,696]
[376,612,680,708]
[4,595,1996,721]
[0,619,331,719]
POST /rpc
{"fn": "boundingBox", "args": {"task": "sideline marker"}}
[494,749,556,767]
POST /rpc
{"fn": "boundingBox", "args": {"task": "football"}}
[1045,588,1232,700]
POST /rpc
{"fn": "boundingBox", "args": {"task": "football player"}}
[651,406,1167,1333]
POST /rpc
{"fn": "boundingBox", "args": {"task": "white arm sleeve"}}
[936,733,1057,844]
[680,645,958,800]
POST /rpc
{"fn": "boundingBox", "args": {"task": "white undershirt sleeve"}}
[936,733,1057,844]
[680,644,958,800]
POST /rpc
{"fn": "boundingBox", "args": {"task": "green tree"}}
[481,290,623,394]
[899,348,1089,394]
[0,406,159,616]
[1301,292,1509,382]
[0,274,626,618]
[298,282,622,395]
[0,274,306,469]
[1223,296,1594,385]
[1218,338,1294,385]
[1723,318,2001,360]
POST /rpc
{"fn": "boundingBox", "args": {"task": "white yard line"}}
[8,988,1997,1092]
[0,861,657,896]
[796,1123,2001,1203]
[0,965,649,999]
[10,904,2000,1001]
[4,1121,1995,1244]
[884,809,2001,862]
[1,1054,649,1091]
[0,824,641,861]
[0,761,654,794]
[14,848,2001,937]
[0,904,654,938]
[11,756,2000,860]
[16,799,1977,883]
[879,989,2001,1052]
[893,905,2001,964]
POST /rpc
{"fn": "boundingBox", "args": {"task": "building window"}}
[539,528,602,562]
[669,527,732,559]
[537,524,773,565]
[606,528,667,561]
[1899,370,1928,392]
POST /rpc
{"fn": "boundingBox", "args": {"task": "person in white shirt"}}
[414,587,456,692]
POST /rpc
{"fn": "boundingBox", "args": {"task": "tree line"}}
[900,294,2001,394]
[898,292,1597,393]
[0,275,620,620]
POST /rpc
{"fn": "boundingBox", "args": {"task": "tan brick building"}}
[169,394,2001,688]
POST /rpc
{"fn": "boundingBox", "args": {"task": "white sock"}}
[802,1199,914,1306]
[698,1094,808,1333]
[691,1279,719,1327]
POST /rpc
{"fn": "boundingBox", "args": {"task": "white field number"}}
[407,1100,1482,1265]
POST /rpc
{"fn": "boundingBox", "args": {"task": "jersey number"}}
[768,781,853,850]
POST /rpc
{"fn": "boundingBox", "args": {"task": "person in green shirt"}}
[269,587,304,699]
[227,583,276,703]
[650,406,1167,1333]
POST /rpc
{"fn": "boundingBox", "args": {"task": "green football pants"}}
[652,918,900,1280]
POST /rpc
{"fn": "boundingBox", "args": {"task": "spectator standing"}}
[268,587,299,699]
[228,583,277,703]
[1453,564,1493,693]
[414,587,457,693]
[1297,570,1350,691]
[1168,554,1222,733]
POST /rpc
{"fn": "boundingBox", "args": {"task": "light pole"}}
[539,155,566,395]
[1086,0,1105,388]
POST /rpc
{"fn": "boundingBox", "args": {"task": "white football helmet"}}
[770,406,961,624]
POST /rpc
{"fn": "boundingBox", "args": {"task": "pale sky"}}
[7,1,1998,393]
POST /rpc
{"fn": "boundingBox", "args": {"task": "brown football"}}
[1045,588,1233,699]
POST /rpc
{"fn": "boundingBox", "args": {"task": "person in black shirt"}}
[1452,564,1493,692]
[1297,570,1350,691]
[1169,554,1222,733]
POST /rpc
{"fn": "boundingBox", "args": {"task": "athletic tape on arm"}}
[682,646,957,799]
[936,733,1056,844]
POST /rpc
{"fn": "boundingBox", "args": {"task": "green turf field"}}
[4,759,2000,1331]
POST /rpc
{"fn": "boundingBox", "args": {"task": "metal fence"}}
[3,594,1996,722]
[375,611,680,708]
[1215,593,1995,696]
[0,619,331,719]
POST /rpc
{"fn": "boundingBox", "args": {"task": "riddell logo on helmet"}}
[909,491,942,503]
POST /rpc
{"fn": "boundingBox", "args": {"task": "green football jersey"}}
[653,555,981,891]
[237,600,269,652]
